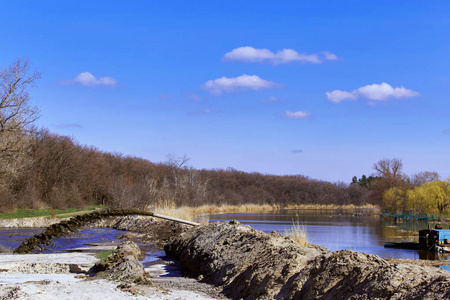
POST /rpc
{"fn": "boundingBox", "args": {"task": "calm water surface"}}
[1,210,449,263]
[207,209,450,261]
[0,228,126,252]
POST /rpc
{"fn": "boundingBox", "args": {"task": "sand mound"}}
[165,220,450,300]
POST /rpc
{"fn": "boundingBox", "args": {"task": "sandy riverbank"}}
[0,245,228,299]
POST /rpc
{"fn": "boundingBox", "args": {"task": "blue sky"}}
[1,1,449,182]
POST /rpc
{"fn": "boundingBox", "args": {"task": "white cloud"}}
[323,51,338,61]
[357,83,419,100]
[222,46,338,65]
[326,90,356,103]
[59,72,117,87]
[222,47,274,63]
[326,82,420,103]
[202,74,283,95]
[285,110,312,119]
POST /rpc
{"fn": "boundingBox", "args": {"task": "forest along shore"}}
[2,215,450,299]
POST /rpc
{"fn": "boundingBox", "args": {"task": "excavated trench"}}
[165,220,450,300]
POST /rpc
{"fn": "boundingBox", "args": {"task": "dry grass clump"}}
[284,223,309,247]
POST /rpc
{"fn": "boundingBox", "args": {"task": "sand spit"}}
[165,220,450,300]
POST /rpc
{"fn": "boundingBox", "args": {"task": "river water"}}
[1,209,449,262]
[207,209,450,261]
[0,228,127,253]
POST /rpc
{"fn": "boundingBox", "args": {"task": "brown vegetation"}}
[0,133,375,212]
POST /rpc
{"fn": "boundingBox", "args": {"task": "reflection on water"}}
[207,209,450,261]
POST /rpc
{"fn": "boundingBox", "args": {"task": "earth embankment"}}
[165,220,450,300]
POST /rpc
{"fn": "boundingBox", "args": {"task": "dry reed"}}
[148,202,379,223]
[284,223,309,247]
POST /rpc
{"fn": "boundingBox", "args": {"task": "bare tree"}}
[0,58,40,175]
[410,171,439,186]
[373,158,404,180]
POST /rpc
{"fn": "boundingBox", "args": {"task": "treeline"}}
[0,129,374,212]
[383,179,450,215]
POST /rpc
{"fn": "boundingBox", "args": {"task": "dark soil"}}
[165,220,450,300]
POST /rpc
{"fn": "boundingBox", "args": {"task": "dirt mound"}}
[94,215,185,246]
[165,220,450,300]
[93,215,157,232]
[285,249,450,299]
[94,241,152,284]
[165,220,328,299]
[105,242,149,283]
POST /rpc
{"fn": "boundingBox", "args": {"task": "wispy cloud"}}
[183,91,205,102]
[263,96,281,103]
[326,82,420,103]
[285,110,311,119]
[444,129,450,135]
[322,51,338,61]
[159,94,172,100]
[202,74,283,96]
[291,149,304,154]
[188,109,215,115]
[222,46,338,65]
[54,123,82,129]
[58,72,118,87]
